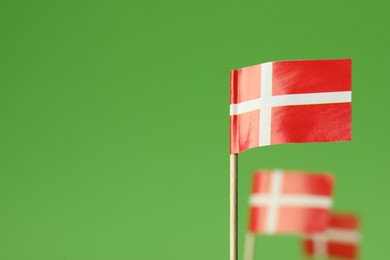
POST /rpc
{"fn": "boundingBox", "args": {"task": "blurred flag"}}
[230,59,352,154]
[248,170,334,234]
[303,213,361,259]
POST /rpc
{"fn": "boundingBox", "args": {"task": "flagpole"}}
[230,154,238,260]
[243,232,255,260]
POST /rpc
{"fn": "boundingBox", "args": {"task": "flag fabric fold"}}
[230,59,352,154]
[248,170,334,234]
[303,213,361,259]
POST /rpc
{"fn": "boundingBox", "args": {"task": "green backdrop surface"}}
[0,0,389,259]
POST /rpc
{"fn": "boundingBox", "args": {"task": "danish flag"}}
[248,170,334,234]
[230,59,352,154]
[303,213,361,259]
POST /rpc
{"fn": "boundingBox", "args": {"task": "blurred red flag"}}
[248,170,334,234]
[303,213,361,259]
[230,59,352,154]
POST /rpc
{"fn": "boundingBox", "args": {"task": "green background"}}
[0,0,388,259]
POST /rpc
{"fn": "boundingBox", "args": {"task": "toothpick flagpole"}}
[230,154,238,260]
[243,232,255,260]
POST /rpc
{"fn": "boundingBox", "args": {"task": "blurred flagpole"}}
[230,154,238,260]
[244,232,255,260]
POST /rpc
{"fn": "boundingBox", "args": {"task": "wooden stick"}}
[243,232,255,260]
[230,154,238,260]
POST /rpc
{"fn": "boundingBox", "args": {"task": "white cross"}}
[249,170,333,234]
[230,62,352,146]
[308,228,361,258]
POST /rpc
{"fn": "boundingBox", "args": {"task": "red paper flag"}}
[303,213,361,259]
[248,170,334,234]
[230,59,352,154]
